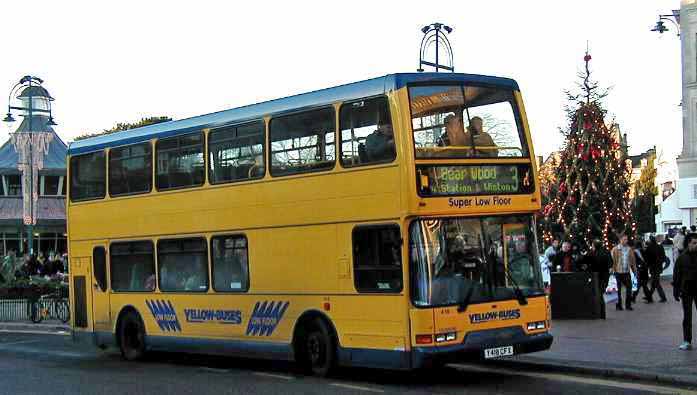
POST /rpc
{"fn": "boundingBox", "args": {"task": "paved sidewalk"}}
[498,281,697,386]
[0,320,69,335]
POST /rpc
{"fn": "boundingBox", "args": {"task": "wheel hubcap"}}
[308,334,323,366]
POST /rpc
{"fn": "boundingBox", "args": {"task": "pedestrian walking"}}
[644,235,668,303]
[673,233,697,350]
[632,240,651,304]
[0,250,16,284]
[675,227,687,257]
[543,238,559,268]
[611,234,637,311]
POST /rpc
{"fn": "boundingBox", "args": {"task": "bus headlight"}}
[527,321,546,331]
[435,332,457,343]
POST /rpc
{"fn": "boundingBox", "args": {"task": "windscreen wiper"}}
[457,257,484,313]
[457,281,476,313]
[504,264,528,306]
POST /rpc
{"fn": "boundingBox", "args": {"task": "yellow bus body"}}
[68,73,552,370]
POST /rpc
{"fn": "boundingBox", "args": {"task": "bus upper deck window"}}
[340,97,395,167]
[409,85,528,159]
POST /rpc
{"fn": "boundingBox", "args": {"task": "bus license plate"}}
[484,346,514,359]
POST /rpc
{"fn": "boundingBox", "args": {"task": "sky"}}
[0,0,683,164]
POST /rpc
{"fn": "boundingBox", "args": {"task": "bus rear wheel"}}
[298,318,335,377]
[118,311,146,361]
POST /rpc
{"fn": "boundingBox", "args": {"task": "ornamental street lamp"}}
[652,10,681,36]
[417,22,454,73]
[3,76,57,255]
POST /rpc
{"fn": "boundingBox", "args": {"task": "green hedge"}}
[0,277,68,298]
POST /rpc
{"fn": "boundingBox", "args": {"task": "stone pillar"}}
[679,1,697,177]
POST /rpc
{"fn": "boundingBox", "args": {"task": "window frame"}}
[69,151,107,202]
[406,82,530,161]
[109,240,156,293]
[41,175,63,196]
[268,107,337,177]
[4,174,22,196]
[352,223,404,294]
[210,234,250,293]
[155,131,206,192]
[108,141,153,198]
[339,96,396,168]
[207,120,266,185]
[156,236,210,293]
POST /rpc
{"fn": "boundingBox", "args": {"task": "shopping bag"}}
[606,275,617,293]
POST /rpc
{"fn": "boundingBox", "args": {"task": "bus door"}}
[90,245,111,333]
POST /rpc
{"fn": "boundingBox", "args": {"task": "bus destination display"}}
[417,164,533,196]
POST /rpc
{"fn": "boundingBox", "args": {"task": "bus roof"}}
[67,73,519,155]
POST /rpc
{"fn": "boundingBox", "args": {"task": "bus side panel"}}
[332,295,409,368]
[255,225,338,294]
[330,223,410,368]
[108,293,331,361]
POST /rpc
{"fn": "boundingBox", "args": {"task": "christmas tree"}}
[542,51,633,250]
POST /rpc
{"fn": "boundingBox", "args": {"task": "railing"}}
[0,293,69,323]
[0,296,32,322]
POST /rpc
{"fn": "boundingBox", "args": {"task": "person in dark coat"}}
[587,239,612,291]
[644,235,668,303]
[552,241,576,272]
[632,240,651,303]
[580,239,613,318]
[673,233,697,350]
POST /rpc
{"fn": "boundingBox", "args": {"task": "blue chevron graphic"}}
[145,299,181,332]
[245,301,290,336]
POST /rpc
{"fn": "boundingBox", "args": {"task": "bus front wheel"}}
[118,311,146,361]
[298,318,335,377]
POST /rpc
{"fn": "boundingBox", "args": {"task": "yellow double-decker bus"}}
[68,72,551,375]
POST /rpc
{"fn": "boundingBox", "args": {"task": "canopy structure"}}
[0,116,66,230]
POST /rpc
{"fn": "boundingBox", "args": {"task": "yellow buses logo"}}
[145,300,181,332]
[469,309,521,324]
[246,301,290,336]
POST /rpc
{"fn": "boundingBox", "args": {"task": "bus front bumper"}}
[411,327,553,368]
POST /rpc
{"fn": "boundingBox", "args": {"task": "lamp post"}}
[417,22,454,73]
[652,10,681,36]
[3,76,57,255]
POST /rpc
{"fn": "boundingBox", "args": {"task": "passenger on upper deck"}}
[439,114,468,147]
[438,114,498,157]
[468,116,498,157]
[364,121,395,162]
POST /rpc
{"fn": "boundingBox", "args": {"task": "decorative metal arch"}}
[418,23,454,73]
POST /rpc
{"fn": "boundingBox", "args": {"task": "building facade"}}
[0,115,66,255]
[671,0,697,229]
